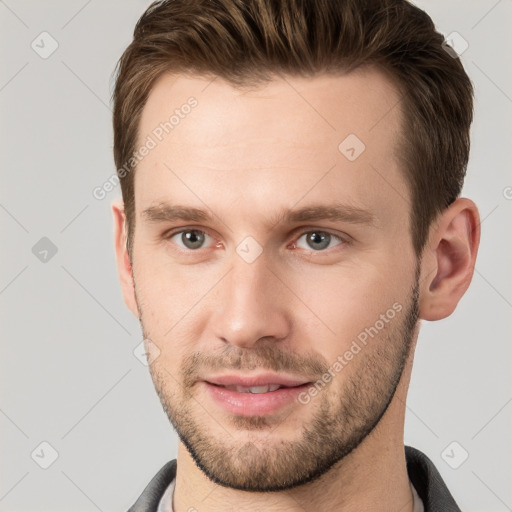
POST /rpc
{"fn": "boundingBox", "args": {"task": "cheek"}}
[287,260,409,353]
[133,245,215,321]
[290,264,396,322]
[133,270,189,361]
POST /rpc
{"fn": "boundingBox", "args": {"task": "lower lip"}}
[203,382,311,416]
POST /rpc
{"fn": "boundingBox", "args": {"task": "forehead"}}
[134,68,408,228]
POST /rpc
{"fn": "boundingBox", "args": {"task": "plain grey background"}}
[0,1,510,511]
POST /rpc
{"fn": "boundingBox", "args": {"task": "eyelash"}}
[162,227,349,254]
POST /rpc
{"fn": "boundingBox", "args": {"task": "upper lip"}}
[204,373,312,388]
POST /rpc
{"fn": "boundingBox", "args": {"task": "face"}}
[127,68,420,491]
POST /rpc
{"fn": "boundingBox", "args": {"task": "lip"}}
[203,373,313,417]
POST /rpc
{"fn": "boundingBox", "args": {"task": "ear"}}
[112,199,139,318]
[419,198,481,321]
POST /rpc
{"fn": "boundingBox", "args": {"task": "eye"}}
[168,229,214,250]
[295,230,344,251]
[164,228,347,254]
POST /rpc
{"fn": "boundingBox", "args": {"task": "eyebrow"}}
[141,202,376,227]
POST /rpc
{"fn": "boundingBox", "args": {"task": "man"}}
[111,0,480,510]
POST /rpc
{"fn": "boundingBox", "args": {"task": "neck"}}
[173,340,418,512]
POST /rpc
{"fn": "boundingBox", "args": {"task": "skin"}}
[112,68,480,511]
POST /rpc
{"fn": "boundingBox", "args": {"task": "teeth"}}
[246,385,270,394]
[224,384,282,393]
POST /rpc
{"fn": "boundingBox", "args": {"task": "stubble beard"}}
[139,269,420,492]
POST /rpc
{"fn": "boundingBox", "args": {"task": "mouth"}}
[205,372,312,388]
[214,384,286,394]
[207,383,304,393]
[202,373,314,416]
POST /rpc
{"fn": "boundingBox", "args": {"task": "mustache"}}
[180,344,330,386]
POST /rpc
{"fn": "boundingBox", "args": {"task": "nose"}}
[210,253,291,349]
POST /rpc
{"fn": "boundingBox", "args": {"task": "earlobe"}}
[111,199,140,318]
[419,198,481,321]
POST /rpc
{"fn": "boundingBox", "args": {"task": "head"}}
[111,0,480,492]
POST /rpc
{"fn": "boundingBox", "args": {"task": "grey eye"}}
[171,230,211,250]
[296,231,342,251]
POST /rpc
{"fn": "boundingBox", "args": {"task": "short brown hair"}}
[112,0,473,258]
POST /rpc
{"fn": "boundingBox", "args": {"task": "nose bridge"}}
[211,250,289,348]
